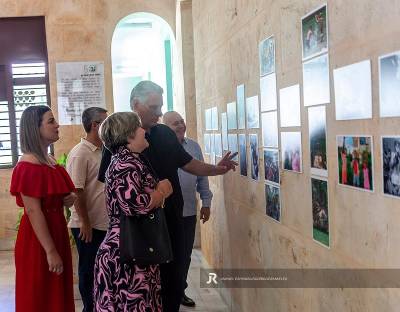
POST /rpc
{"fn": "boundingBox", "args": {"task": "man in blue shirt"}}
[163,111,213,307]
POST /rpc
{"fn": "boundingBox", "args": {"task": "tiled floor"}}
[0,248,228,312]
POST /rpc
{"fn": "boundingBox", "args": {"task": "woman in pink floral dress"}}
[94,112,172,311]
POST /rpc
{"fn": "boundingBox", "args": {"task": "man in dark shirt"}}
[98,81,236,312]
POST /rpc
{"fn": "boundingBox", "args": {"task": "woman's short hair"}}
[20,105,52,164]
[99,112,141,153]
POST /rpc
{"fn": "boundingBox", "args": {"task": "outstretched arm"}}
[182,151,237,176]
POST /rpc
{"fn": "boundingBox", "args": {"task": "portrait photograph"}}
[246,95,260,129]
[227,101,237,130]
[303,53,330,107]
[301,5,328,60]
[279,84,301,127]
[221,112,228,151]
[308,105,327,177]
[379,51,400,117]
[204,133,211,155]
[259,35,275,76]
[228,133,239,161]
[211,106,218,130]
[261,111,279,148]
[237,84,246,129]
[333,60,372,120]
[260,73,277,112]
[264,148,280,185]
[312,178,329,247]
[205,108,212,131]
[337,135,373,191]
[239,134,247,177]
[265,183,281,222]
[281,132,302,173]
[382,136,400,198]
[209,133,215,165]
[214,133,222,158]
[249,134,259,180]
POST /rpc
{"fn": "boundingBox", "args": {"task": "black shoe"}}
[181,293,196,307]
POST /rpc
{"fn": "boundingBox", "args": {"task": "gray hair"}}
[129,80,163,109]
[82,107,107,133]
[99,112,141,153]
[20,105,52,165]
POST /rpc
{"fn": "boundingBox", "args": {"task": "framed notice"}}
[56,61,105,125]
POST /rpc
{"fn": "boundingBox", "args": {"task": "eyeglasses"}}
[147,105,162,113]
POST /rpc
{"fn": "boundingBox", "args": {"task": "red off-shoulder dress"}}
[10,161,75,312]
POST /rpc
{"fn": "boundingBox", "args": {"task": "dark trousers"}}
[71,228,106,312]
[182,215,197,290]
[160,208,186,312]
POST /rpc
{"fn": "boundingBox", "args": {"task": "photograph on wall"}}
[209,133,215,165]
[260,73,277,112]
[308,105,328,177]
[228,133,239,161]
[227,102,237,130]
[205,108,212,131]
[265,183,281,222]
[301,5,328,60]
[214,133,222,157]
[264,148,280,185]
[239,134,247,177]
[382,136,400,198]
[211,106,218,130]
[261,111,279,148]
[281,132,302,173]
[259,35,275,76]
[204,133,211,155]
[279,84,301,127]
[221,112,228,150]
[303,54,330,106]
[312,178,329,247]
[333,60,372,120]
[249,134,260,180]
[379,51,400,117]
[337,136,373,191]
[237,84,246,129]
[246,95,260,129]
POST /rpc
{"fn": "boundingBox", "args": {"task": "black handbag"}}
[118,153,173,265]
[119,207,173,265]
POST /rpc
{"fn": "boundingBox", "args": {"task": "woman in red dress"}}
[10,105,77,312]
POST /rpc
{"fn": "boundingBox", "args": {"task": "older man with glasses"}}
[98,81,237,312]
[163,110,213,308]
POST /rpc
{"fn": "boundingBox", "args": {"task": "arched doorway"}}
[111,12,176,113]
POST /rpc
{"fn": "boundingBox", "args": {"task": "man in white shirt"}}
[67,107,108,312]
